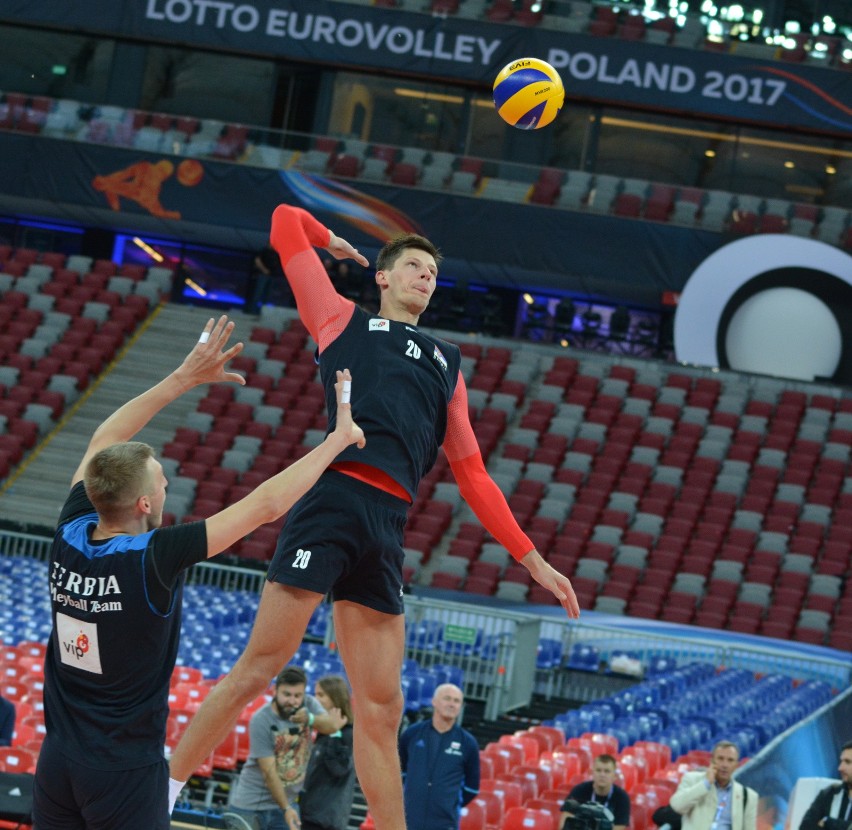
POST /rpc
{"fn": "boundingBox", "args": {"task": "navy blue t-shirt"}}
[43,482,207,770]
[319,306,461,501]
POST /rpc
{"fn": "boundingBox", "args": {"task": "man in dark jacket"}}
[399,683,479,830]
[800,742,852,830]
[0,694,14,747]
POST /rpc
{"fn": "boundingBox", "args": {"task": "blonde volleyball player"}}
[33,316,363,829]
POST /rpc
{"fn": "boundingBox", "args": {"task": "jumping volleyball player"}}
[168,205,580,830]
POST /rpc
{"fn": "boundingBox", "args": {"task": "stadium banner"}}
[738,687,852,830]
[2,1,851,134]
[1,134,716,301]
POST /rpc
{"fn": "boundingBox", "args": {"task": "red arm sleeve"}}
[269,204,354,350]
[444,373,534,562]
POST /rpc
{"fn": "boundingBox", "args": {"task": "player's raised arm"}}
[269,205,367,347]
[204,369,365,558]
[71,316,244,486]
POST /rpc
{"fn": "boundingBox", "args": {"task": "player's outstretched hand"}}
[327,231,370,267]
[522,550,581,619]
[334,369,366,449]
[176,315,246,389]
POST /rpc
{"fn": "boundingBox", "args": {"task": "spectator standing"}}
[560,754,631,830]
[225,666,345,830]
[669,741,757,830]
[399,683,480,830]
[299,675,357,830]
[799,741,852,830]
[247,244,285,314]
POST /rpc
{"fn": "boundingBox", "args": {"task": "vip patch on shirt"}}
[433,345,448,371]
[369,318,390,332]
[56,612,103,674]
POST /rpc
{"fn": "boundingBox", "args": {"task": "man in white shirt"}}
[670,741,757,830]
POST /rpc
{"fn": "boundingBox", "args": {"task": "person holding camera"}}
[799,741,852,830]
[224,666,346,830]
[561,754,631,830]
[669,741,757,830]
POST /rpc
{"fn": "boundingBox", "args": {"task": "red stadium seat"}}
[502,807,556,830]
[460,797,487,830]
[212,727,240,770]
[474,790,504,828]
[481,778,524,812]
[0,746,38,774]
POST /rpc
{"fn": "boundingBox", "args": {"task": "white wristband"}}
[198,331,210,344]
[341,379,351,404]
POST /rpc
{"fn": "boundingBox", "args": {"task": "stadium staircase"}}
[0,304,241,532]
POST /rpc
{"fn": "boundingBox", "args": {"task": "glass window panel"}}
[596,108,735,187]
[141,47,274,124]
[730,126,849,204]
[329,71,464,151]
[0,25,113,101]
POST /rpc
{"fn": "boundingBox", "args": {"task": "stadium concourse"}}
[1,248,851,828]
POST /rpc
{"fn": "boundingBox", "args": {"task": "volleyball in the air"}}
[492,57,565,130]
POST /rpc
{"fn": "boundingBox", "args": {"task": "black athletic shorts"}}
[268,470,409,615]
[32,735,169,830]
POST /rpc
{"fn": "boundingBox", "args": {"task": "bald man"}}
[399,684,480,830]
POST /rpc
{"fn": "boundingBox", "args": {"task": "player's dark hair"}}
[594,754,617,768]
[842,740,852,753]
[276,666,307,688]
[376,233,442,272]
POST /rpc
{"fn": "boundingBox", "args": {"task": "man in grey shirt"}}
[225,666,345,830]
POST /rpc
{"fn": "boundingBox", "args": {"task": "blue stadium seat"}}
[566,643,600,672]
[536,638,563,669]
[405,620,443,650]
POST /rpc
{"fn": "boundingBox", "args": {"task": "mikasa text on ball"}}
[493,57,565,130]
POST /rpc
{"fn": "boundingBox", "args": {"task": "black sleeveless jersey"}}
[44,484,207,769]
[319,306,461,501]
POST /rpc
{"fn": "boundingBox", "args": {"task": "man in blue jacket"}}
[399,683,480,830]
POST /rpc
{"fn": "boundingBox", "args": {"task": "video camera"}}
[563,800,615,830]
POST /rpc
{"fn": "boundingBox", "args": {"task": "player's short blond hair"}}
[84,441,155,523]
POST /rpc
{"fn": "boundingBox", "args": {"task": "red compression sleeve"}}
[269,204,354,349]
[444,373,534,562]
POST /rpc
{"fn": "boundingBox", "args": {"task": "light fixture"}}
[394,88,462,104]
[132,237,165,262]
[826,165,837,175]
[523,293,534,305]
[784,161,795,169]
[705,149,716,158]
